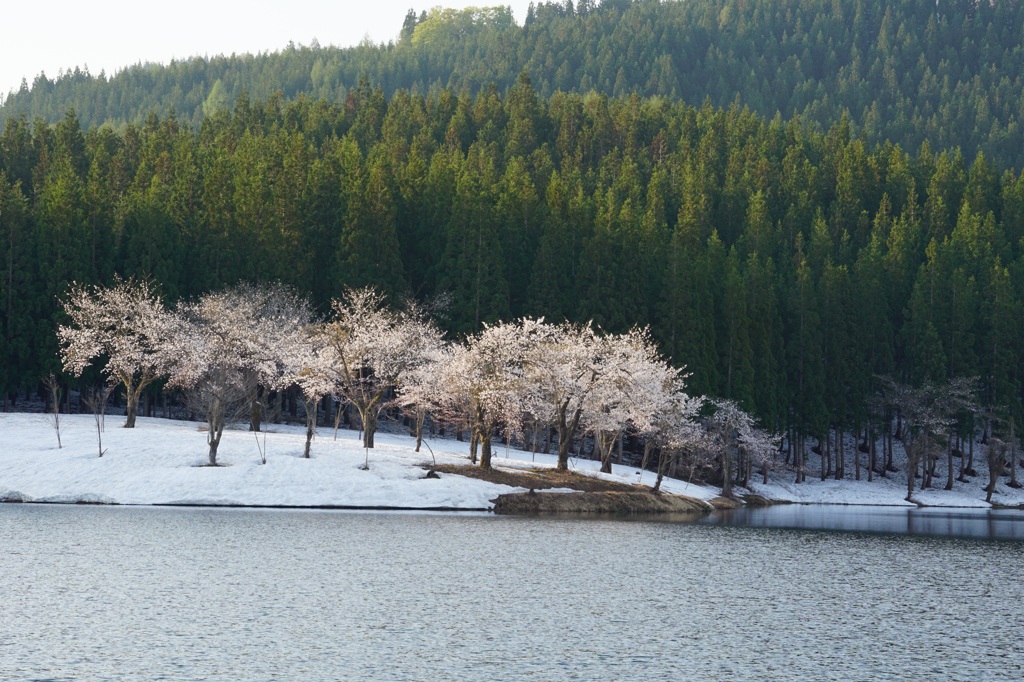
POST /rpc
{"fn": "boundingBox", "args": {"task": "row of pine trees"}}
[1,79,1023,443]
[5,0,1024,168]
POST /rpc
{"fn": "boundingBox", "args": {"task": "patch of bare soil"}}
[425,463,715,515]
[427,464,640,492]
[492,491,710,515]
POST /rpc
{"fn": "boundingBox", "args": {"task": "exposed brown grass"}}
[427,463,641,493]
[492,490,712,515]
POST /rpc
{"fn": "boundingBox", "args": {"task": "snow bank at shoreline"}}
[744,436,1024,508]
[2,413,1021,510]
[0,413,722,509]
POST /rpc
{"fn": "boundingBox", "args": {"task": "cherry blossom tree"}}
[395,337,452,453]
[737,421,782,487]
[525,320,603,471]
[705,398,752,498]
[161,282,310,466]
[641,382,704,493]
[440,319,544,469]
[280,325,339,459]
[581,327,679,474]
[702,399,781,494]
[879,377,972,502]
[321,288,445,451]
[58,276,174,428]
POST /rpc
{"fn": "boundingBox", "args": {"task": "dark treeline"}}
[4,0,1024,167]
[2,81,1024,448]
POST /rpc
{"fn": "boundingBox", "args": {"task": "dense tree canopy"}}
[3,79,1023,450]
[5,1,1024,167]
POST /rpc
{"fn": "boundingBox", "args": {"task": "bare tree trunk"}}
[249,390,262,433]
[333,400,344,440]
[303,398,317,458]
[44,373,64,449]
[945,429,955,490]
[985,440,1005,503]
[854,425,861,481]
[556,405,583,471]
[867,425,875,483]
[884,418,895,474]
[414,408,426,453]
[124,377,140,428]
[835,428,844,480]
[820,435,826,481]
[1010,417,1020,488]
[598,431,618,474]
[794,435,803,484]
[965,431,975,477]
[722,441,734,498]
[479,431,493,469]
[653,446,670,493]
[83,386,111,458]
[905,438,918,502]
[527,419,539,453]
[207,400,225,466]
[362,410,376,449]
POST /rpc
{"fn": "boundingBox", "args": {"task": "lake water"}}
[2,504,1022,681]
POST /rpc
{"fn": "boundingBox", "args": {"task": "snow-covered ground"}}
[743,434,1024,508]
[4,413,1021,509]
[0,413,722,509]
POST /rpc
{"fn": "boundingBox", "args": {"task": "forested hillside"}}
[4,0,1024,168]
[3,80,1024,452]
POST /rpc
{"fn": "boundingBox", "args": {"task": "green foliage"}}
[3,77,1024,439]
[6,0,1024,168]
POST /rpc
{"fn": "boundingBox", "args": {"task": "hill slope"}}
[4,0,1024,167]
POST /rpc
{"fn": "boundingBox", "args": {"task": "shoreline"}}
[4,494,1022,516]
[3,413,1023,512]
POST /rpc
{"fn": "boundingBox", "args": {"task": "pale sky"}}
[1,0,534,97]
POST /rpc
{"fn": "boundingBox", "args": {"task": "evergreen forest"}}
[1,0,1024,463]
[4,0,1024,168]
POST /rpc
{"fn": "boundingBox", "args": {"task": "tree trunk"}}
[722,441,734,498]
[1009,417,1020,487]
[124,378,139,428]
[362,410,376,449]
[414,408,426,453]
[479,432,493,469]
[557,433,572,470]
[653,447,669,493]
[794,435,802,484]
[556,406,582,471]
[945,429,955,490]
[965,433,975,477]
[854,425,861,481]
[820,434,826,481]
[905,439,917,503]
[208,409,224,466]
[867,426,875,483]
[526,419,539,453]
[333,400,344,440]
[125,396,138,428]
[598,431,618,474]
[303,398,317,458]
[835,428,843,480]
[740,447,751,488]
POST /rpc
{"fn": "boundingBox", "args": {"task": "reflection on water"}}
[702,504,1024,540]
[1,504,1022,681]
